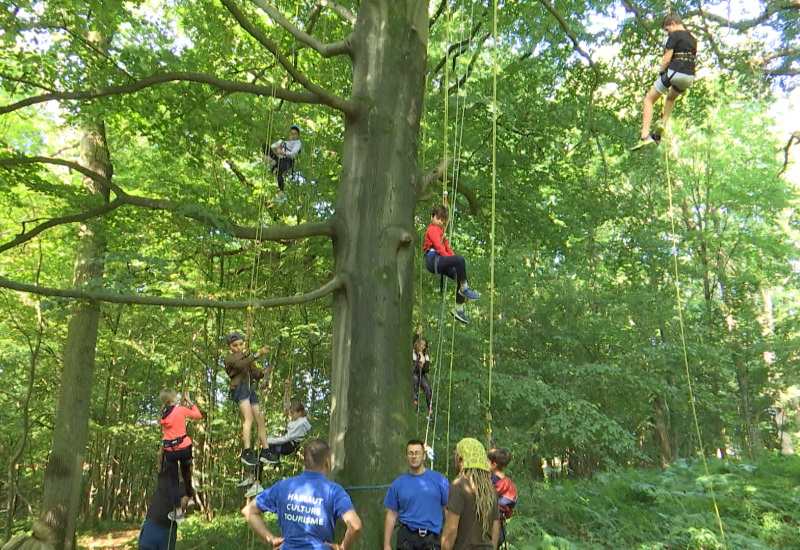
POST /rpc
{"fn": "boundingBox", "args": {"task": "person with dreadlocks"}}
[441,438,500,550]
[1,523,54,550]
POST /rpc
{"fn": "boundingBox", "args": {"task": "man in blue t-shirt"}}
[242,439,362,549]
[383,439,450,550]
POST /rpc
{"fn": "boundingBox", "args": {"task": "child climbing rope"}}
[632,12,697,150]
[413,326,433,419]
[159,388,202,523]
[423,204,481,324]
[262,124,302,203]
[224,331,271,467]
[488,446,519,548]
[261,380,312,465]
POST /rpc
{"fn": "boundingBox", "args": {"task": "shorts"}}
[654,69,694,95]
[229,382,259,405]
[138,519,177,550]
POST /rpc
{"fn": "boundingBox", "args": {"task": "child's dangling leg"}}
[413,371,421,412]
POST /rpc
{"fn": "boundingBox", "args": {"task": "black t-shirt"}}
[665,30,697,75]
[145,472,183,526]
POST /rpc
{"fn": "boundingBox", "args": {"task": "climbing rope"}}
[664,142,726,546]
[487,0,499,447]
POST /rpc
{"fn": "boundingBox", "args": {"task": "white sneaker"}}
[244,483,263,498]
[168,509,185,523]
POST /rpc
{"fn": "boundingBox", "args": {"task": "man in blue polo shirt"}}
[242,439,362,549]
[383,439,450,549]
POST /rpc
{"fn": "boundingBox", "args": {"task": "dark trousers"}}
[425,253,467,304]
[268,441,298,457]
[268,150,294,191]
[413,372,432,409]
[397,525,441,550]
[164,446,194,508]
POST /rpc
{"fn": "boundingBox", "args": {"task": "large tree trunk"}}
[328,1,428,547]
[40,122,111,550]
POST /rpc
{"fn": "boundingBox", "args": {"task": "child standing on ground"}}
[413,327,433,418]
[261,380,312,464]
[632,12,697,150]
[423,204,480,324]
[488,447,519,548]
[159,388,202,523]
[225,331,271,466]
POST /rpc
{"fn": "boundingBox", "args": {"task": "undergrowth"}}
[504,454,800,549]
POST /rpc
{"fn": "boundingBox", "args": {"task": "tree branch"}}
[0,72,322,115]
[249,0,352,58]
[779,131,800,177]
[431,22,483,76]
[0,275,343,309]
[416,156,479,214]
[0,198,125,255]
[429,0,448,29]
[688,4,799,31]
[0,156,335,245]
[219,0,356,116]
[317,0,356,25]
[448,32,490,95]
[539,0,601,84]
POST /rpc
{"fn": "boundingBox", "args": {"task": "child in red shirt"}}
[160,388,202,523]
[488,447,519,547]
[423,204,480,324]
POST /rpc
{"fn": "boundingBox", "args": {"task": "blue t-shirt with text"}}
[256,470,354,549]
[383,468,449,533]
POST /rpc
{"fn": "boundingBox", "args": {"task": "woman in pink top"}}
[159,388,202,523]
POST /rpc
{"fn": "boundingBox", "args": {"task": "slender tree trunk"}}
[4,295,43,542]
[328,1,428,547]
[40,122,111,550]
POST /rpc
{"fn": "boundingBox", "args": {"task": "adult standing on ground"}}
[242,439,362,549]
[383,439,450,549]
[138,448,188,550]
[441,438,500,550]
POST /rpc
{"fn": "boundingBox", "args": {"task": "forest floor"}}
[77,528,138,549]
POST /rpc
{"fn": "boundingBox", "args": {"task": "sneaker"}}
[274,191,286,203]
[452,309,470,324]
[458,285,481,301]
[427,409,434,421]
[655,121,666,135]
[261,450,280,464]
[237,475,254,488]
[244,483,263,498]
[631,136,656,151]
[168,509,185,524]
[651,132,661,145]
[240,449,258,466]
[186,499,197,513]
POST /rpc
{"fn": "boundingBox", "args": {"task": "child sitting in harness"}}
[261,380,312,464]
[159,388,202,523]
[632,12,697,150]
[413,326,433,418]
[262,124,302,203]
[423,204,481,324]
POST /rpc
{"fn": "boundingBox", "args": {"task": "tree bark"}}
[40,122,111,550]
[327,1,428,547]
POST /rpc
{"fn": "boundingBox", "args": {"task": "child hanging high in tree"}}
[159,388,202,523]
[262,124,302,203]
[225,331,271,467]
[261,380,312,465]
[632,12,697,150]
[423,204,480,324]
[413,326,433,418]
